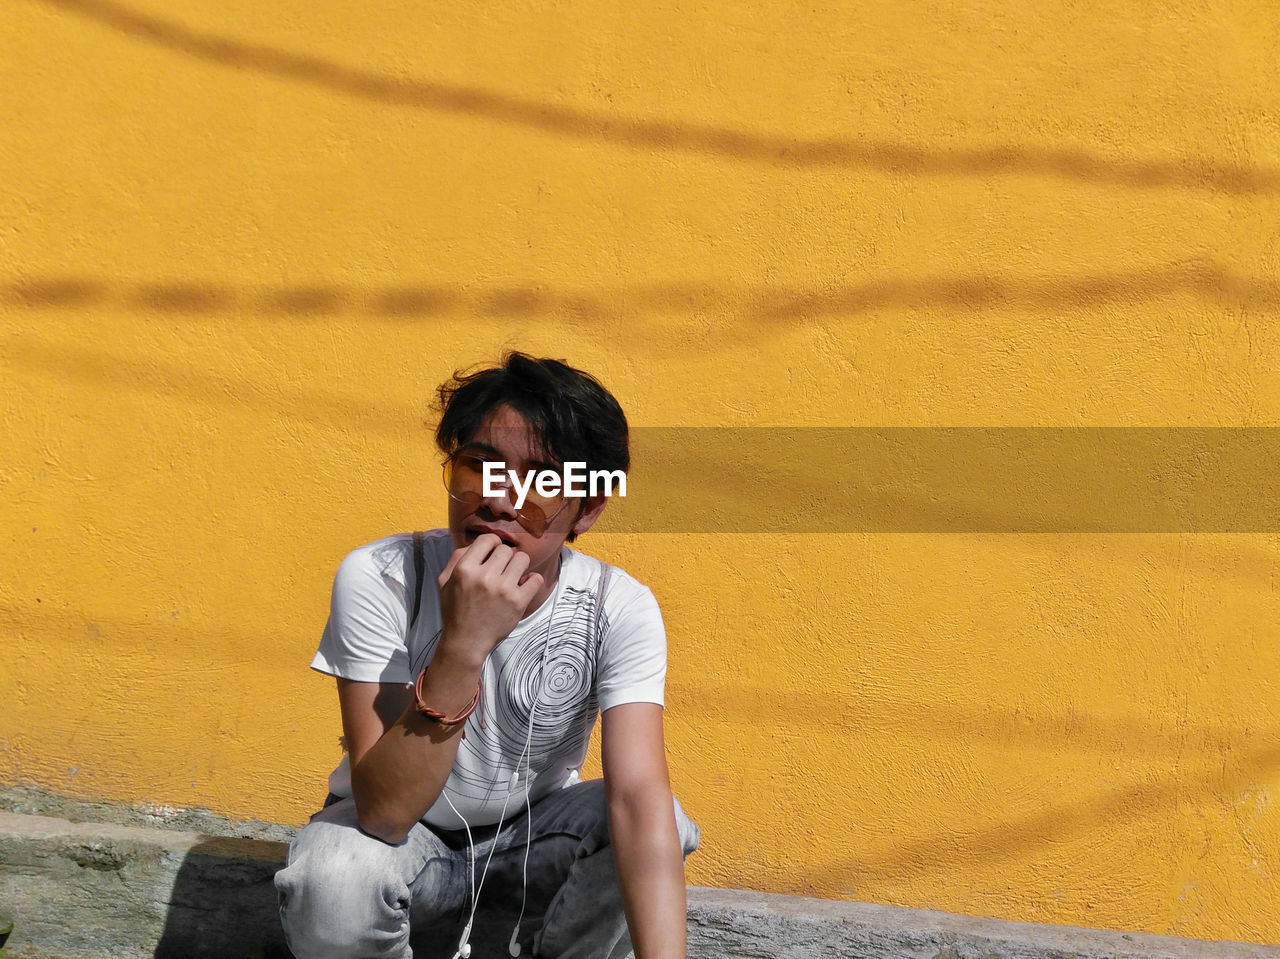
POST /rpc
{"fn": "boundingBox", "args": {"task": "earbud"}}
[452,920,474,959]
[508,927,522,957]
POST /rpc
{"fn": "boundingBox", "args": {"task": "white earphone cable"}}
[449,609,558,959]
[443,787,476,959]
[445,565,605,959]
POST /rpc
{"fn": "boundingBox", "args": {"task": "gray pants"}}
[275,780,700,959]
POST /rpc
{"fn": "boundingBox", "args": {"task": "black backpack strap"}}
[410,531,426,631]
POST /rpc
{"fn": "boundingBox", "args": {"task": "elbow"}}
[348,751,440,845]
[607,781,673,824]
[354,802,411,845]
[364,823,411,845]
[350,774,414,844]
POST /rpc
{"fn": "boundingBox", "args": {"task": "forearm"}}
[609,786,688,959]
[349,647,484,842]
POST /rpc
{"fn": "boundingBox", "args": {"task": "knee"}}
[275,815,413,958]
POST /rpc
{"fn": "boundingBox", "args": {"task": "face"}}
[445,404,607,592]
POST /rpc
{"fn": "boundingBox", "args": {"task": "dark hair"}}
[435,353,629,538]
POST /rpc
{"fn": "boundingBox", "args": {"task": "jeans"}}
[275,780,700,959]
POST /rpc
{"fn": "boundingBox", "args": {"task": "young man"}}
[276,354,699,959]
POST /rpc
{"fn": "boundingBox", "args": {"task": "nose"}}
[479,479,519,520]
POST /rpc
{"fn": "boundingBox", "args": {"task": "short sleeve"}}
[311,540,414,685]
[594,575,667,711]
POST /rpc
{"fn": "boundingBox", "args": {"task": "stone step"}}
[2,809,1277,959]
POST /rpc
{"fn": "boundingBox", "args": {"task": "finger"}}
[437,546,466,588]
[459,533,502,570]
[515,570,544,598]
[480,542,516,575]
[502,548,531,582]
[438,534,499,587]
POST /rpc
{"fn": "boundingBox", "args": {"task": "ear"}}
[570,494,609,538]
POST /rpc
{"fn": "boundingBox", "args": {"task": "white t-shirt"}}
[311,530,667,828]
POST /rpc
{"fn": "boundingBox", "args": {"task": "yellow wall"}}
[3,0,1278,943]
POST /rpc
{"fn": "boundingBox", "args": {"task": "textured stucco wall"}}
[3,0,1279,944]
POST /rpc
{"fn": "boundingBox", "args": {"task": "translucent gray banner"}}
[593,428,1280,533]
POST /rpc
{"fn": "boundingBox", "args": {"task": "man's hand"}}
[436,534,544,665]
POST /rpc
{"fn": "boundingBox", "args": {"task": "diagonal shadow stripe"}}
[798,742,1280,888]
[36,0,1280,194]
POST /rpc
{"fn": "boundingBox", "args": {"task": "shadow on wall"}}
[4,260,1278,319]
[803,742,1280,892]
[39,0,1280,194]
[7,261,1274,441]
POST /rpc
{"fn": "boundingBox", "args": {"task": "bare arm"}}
[338,650,479,842]
[602,702,687,959]
[342,534,543,843]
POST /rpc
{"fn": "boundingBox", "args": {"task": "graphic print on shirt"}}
[444,580,607,809]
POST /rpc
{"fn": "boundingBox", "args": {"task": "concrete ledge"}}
[685,887,1280,959]
[2,808,1279,959]
[0,811,289,959]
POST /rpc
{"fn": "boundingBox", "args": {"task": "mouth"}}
[465,527,521,548]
